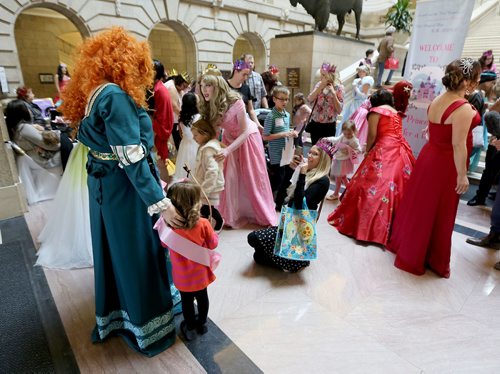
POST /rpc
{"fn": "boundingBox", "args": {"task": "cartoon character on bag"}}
[285,215,299,241]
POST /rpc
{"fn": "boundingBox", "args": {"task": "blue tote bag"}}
[273,198,318,261]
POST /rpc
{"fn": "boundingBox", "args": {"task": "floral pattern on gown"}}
[327,107,415,246]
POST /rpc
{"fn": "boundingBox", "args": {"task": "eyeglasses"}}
[274,97,289,102]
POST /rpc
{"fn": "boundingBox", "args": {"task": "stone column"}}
[0,104,27,220]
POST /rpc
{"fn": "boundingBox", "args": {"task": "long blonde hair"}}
[197,73,240,126]
[286,146,332,203]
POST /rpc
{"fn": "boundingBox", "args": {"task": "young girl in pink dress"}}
[155,181,219,341]
[198,72,276,228]
[325,120,361,200]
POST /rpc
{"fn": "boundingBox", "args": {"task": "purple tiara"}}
[315,138,336,159]
[321,62,337,74]
[234,60,250,71]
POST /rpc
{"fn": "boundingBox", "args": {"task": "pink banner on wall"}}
[403,0,475,156]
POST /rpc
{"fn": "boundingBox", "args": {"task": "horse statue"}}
[290,0,363,39]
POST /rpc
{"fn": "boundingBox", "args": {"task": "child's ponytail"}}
[186,206,201,230]
[166,181,202,229]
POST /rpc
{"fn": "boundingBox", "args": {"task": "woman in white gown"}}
[173,92,200,180]
[36,142,93,268]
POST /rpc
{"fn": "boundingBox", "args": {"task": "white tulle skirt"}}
[172,124,199,181]
[36,142,93,269]
[16,154,61,205]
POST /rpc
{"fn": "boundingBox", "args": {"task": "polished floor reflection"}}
[25,197,500,373]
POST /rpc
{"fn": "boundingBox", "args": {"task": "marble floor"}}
[23,196,500,373]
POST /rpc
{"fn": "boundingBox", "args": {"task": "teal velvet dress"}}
[78,84,178,356]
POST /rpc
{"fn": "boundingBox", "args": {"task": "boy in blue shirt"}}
[263,86,297,196]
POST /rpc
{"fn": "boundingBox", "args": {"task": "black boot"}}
[467,196,486,206]
[466,232,500,249]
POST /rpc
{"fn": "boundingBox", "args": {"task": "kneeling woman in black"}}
[248,140,333,272]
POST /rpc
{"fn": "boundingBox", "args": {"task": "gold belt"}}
[89,149,118,161]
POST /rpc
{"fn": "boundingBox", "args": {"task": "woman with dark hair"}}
[327,83,415,246]
[226,59,260,128]
[261,65,281,108]
[54,63,70,102]
[388,58,482,278]
[16,86,45,125]
[173,92,201,181]
[5,99,72,169]
[479,50,497,73]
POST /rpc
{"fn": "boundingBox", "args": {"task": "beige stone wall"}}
[233,38,252,64]
[0,0,316,94]
[14,14,82,99]
[149,28,188,76]
[270,32,375,97]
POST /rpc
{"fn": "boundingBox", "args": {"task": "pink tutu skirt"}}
[331,159,354,177]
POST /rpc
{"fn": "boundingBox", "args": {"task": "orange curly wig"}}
[60,27,154,126]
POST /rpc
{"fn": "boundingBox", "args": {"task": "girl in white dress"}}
[173,92,200,181]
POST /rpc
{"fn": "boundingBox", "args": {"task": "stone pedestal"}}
[270,31,375,98]
[0,105,27,220]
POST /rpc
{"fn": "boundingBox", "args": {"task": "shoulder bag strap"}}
[307,99,318,124]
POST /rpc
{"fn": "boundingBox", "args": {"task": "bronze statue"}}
[290,0,363,39]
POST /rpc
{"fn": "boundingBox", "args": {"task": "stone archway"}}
[232,32,267,73]
[148,21,197,79]
[13,6,88,99]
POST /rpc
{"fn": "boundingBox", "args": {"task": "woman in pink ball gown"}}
[198,71,275,228]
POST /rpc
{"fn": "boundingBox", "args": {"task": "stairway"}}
[463,1,500,59]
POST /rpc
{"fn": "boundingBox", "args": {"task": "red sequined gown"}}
[328,106,415,245]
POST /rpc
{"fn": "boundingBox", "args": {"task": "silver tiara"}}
[459,58,475,78]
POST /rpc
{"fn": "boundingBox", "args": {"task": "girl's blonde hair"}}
[192,118,217,142]
[197,73,240,126]
[166,181,202,229]
[342,120,357,134]
[286,146,332,202]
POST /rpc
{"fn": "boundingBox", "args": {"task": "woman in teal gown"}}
[61,27,182,357]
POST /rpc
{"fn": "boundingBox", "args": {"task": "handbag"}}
[472,125,484,148]
[384,53,399,70]
[273,197,318,261]
[304,99,318,133]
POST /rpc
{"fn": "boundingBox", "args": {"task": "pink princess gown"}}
[219,99,276,228]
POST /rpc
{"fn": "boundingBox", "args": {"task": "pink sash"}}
[154,218,221,270]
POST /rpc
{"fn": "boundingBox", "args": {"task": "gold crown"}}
[203,64,221,76]
[180,71,191,83]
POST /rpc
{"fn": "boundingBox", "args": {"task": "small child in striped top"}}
[263,86,297,195]
[162,181,219,341]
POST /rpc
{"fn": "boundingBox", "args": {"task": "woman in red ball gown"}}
[328,82,415,246]
[388,58,482,278]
